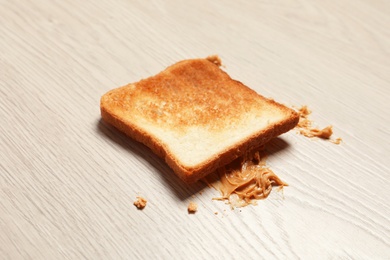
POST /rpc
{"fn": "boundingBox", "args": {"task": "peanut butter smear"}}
[203,151,287,208]
[295,105,342,144]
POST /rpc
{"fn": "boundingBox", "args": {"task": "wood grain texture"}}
[0,0,389,259]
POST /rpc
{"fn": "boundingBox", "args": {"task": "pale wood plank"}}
[0,0,389,259]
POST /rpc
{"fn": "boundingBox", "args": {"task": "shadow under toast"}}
[97,118,292,201]
[96,118,206,200]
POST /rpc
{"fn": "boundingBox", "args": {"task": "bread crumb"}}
[133,196,147,210]
[206,55,222,67]
[214,212,218,215]
[331,137,343,144]
[188,201,198,213]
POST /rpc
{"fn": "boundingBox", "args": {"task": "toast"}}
[100,56,299,183]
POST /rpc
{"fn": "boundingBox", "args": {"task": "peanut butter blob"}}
[203,152,287,208]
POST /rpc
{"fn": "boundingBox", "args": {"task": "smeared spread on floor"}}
[203,150,287,208]
[295,105,342,144]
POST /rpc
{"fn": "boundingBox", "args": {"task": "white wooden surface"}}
[1,0,389,259]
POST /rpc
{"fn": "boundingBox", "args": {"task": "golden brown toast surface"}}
[101,57,299,183]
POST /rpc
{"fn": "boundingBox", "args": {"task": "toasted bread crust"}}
[100,57,299,183]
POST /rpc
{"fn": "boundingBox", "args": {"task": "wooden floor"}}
[1,0,389,258]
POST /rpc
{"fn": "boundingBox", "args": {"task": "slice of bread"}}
[100,56,299,183]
